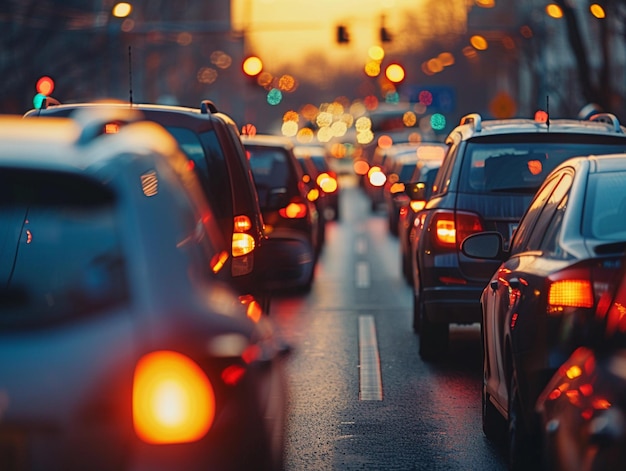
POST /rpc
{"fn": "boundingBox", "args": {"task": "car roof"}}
[24,99,237,126]
[557,153,626,174]
[450,113,626,142]
[0,113,181,173]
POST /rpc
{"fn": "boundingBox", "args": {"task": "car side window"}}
[509,173,562,254]
[432,141,456,196]
[525,173,573,251]
[539,194,569,258]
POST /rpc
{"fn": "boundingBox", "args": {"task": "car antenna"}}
[128,45,133,106]
[546,95,550,131]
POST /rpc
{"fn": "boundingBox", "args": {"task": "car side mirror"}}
[404,181,428,201]
[461,232,504,260]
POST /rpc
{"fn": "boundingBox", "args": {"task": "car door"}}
[483,171,569,409]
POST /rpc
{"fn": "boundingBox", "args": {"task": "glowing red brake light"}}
[133,351,215,444]
[546,263,620,315]
[548,280,594,311]
[279,201,308,219]
[431,210,483,249]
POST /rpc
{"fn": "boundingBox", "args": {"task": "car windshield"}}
[460,135,626,194]
[0,169,129,327]
[584,170,626,240]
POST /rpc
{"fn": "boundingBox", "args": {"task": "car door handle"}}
[490,280,498,292]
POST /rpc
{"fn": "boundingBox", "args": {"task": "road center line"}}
[355,261,370,288]
[355,236,367,255]
[358,315,383,401]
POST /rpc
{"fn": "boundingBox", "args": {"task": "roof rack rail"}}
[589,113,623,133]
[200,100,218,114]
[460,113,482,132]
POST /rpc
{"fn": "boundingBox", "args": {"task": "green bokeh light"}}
[33,93,46,109]
[430,113,446,131]
[267,88,282,106]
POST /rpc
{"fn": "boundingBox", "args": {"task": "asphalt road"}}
[271,175,508,471]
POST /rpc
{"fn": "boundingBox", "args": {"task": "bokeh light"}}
[590,4,606,18]
[470,35,488,50]
[430,113,446,131]
[385,63,405,83]
[368,46,385,61]
[267,88,282,105]
[242,56,263,76]
[365,61,381,77]
[281,121,298,137]
[112,2,132,18]
[546,4,564,18]
[197,67,217,84]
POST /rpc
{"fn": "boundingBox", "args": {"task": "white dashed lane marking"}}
[358,315,383,401]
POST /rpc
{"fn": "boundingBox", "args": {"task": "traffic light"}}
[336,25,349,44]
[380,27,392,43]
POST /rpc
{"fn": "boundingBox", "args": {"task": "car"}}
[411,111,626,361]
[460,152,626,469]
[242,134,322,292]
[0,112,287,471]
[398,158,443,285]
[293,144,340,222]
[25,99,272,312]
[536,258,626,471]
[383,142,447,236]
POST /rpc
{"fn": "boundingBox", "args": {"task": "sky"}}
[231,0,433,72]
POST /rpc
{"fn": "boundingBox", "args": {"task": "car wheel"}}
[508,370,539,470]
[402,251,413,286]
[418,304,449,361]
[482,385,505,442]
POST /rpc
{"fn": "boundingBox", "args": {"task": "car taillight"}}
[547,263,619,315]
[548,280,594,311]
[279,201,308,219]
[133,351,215,444]
[431,210,483,249]
[232,233,255,257]
[232,215,255,258]
[233,215,252,232]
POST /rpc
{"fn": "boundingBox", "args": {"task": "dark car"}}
[293,144,340,222]
[461,153,626,469]
[411,112,626,361]
[25,99,271,311]
[398,158,443,284]
[384,142,447,236]
[536,258,626,471]
[0,113,287,471]
[242,134,321,292]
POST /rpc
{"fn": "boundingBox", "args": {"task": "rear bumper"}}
[257,230,315,291]
[421,284,483,324]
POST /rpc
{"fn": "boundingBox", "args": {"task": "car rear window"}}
[246,145,299,205]
[460,135,626,194]
[0,169,129,328]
